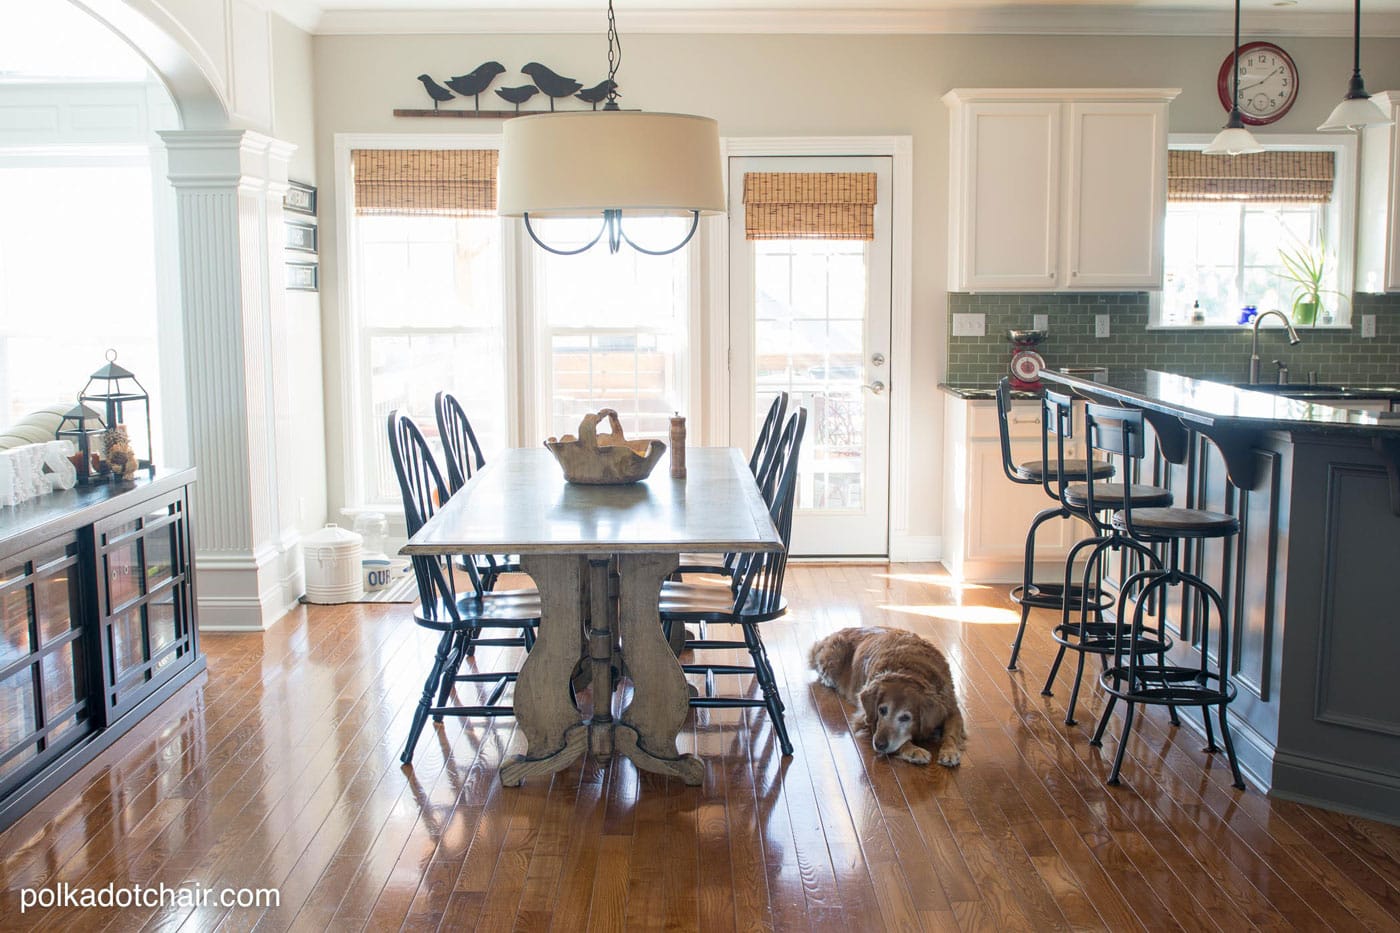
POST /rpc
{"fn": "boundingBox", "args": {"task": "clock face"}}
[1010,349,1045,384]
[1218,41,1299,126]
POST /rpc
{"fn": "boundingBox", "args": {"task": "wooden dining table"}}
[402,446,782,786]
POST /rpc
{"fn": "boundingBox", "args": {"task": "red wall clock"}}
[1218,41,1299,126]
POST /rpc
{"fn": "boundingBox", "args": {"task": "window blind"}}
[1167,150,1334,204]
[742,172,878,240]
[351,149,498,215]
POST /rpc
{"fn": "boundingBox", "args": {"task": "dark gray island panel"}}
[1042,369,1400,823]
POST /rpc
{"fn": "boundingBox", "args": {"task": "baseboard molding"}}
[889,534,941,562]
[1162,701,1273,794]
[940,558,1086,585]
[1270,749,1400,825]
[195,533,302,632]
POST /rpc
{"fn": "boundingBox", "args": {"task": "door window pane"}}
[753,240,869,513]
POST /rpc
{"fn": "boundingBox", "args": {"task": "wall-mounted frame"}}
[286,261,318,291]
[284,180,317,216]
[285,220,318,253]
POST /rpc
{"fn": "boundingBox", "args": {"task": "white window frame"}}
[334,133,513,513]
[520,231,700,443]
[1149,132,1357,330]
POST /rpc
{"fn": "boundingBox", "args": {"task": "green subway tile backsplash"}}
[946,292,1400,385]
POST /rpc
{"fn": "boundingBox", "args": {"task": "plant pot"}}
[1292,299,1319,326]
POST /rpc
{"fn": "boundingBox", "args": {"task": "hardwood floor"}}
[2,563,1398,931]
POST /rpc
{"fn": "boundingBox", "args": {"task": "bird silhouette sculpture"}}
[521,63,582,111]
[416,74,454,111]
[444,61,506,113]
[494,84,540,113]
[575,79,619,110]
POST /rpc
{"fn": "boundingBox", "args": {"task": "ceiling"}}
[273,0,1400,37]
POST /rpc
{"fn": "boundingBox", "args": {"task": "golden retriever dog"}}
[809,626,967,766]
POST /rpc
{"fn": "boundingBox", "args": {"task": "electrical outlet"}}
[1095,314,1111,339]
[1033,313,1049,332]
[1361,314,1377,338]
[952,313,986,337]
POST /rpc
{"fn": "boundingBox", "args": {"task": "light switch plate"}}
[1095,314,1111,339]
[1361,314,1377,338]
[952,313,986,337]
[1033,314,1049,332]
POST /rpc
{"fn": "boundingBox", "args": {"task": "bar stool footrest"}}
[1011,582,1113,614]
[1050,623,1170,656]
[1100,665,1238,706]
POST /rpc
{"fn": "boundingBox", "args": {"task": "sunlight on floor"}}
[874,572,991,591]
[877,603,1020,624]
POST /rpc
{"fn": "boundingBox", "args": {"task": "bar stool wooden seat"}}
[1083,402,1247,790]
[997,378,1117,671]
[1041,392,1177,726]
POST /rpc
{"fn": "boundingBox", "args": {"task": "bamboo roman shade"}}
[352,149,498,215]
[1167,150,1335,204]
[743,172,878,240]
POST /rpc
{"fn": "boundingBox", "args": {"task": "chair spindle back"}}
[434,391,487,495]
[734,407,807,619]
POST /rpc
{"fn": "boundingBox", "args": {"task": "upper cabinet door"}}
[953,102,1061,291]
[1065,101,1168,289]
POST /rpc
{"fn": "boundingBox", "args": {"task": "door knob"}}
[863,381,886,395]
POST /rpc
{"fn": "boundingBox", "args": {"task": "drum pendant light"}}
[1318,0,1394,131]
[1204,0,1265,155]
[497,0,724,255]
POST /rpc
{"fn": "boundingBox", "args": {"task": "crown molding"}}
[298,6,1400,38]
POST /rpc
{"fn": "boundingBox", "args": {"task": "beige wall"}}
[310,31,1400,542]
[272,14,329,534]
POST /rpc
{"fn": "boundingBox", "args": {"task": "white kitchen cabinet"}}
[943,88,1178,293]
[942,395,1090,583]
[1357,91,1400,293]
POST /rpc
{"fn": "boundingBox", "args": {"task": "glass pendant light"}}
[1318,0,1394,131]
[1205,0,1265,155]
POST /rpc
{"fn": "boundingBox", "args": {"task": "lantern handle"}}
[106,348,117,362]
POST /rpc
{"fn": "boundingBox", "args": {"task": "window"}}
[1155,142,1353,327]
[349,148,506,505]
[529,218,691,440]
[0,155,165,460]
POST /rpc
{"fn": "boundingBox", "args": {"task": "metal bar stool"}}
[1040,390,1177,726]
[1085,403,1247,790]
[996,378,1116,671]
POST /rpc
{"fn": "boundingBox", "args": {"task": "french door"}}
[729,155,893,556]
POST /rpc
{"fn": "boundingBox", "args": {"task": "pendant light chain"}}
[1230,0,1242,119]
[605,0,622,107]
[1351,0,1361,82]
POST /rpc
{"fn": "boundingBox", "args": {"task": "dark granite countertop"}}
[1039,369,1399,437]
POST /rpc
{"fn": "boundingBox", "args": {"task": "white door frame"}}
[708,136,918,560]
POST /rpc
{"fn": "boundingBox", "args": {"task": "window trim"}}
[1149,132,1357,330]
[334,133,507,512]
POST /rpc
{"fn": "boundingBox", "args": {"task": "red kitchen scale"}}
[1008,329,1048,390]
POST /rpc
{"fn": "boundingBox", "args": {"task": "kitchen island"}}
[1041,369,1400,823]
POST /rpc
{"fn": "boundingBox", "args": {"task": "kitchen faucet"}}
[1249,310,1301,384]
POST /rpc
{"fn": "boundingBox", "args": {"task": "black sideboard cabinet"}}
[0,469,203,832]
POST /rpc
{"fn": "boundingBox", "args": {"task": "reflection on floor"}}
[2,563,1398,931]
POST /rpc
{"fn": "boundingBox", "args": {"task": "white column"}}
[161,129,303,631]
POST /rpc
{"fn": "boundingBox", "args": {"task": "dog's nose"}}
[874,739,887,752]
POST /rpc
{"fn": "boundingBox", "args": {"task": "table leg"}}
[587,556,615,760]
[500,554,589,786]
[614,552,704,785]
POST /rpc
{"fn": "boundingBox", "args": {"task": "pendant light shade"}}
[498,111,724,219]
[497,0,725,255]
[1318,0,1394,131]
[1207,0,1265,156]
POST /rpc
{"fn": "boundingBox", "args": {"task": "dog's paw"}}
[897,744,932,765]
[936,747,962,768]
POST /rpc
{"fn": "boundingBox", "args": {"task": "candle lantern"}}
[55,401,107,484]
[80,349,154,477]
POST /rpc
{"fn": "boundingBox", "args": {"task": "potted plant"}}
[1277,237,1347,326]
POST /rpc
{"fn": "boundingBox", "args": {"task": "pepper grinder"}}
[669,413,687,479]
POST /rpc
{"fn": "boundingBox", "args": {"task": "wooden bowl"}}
[545,409,666,485]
